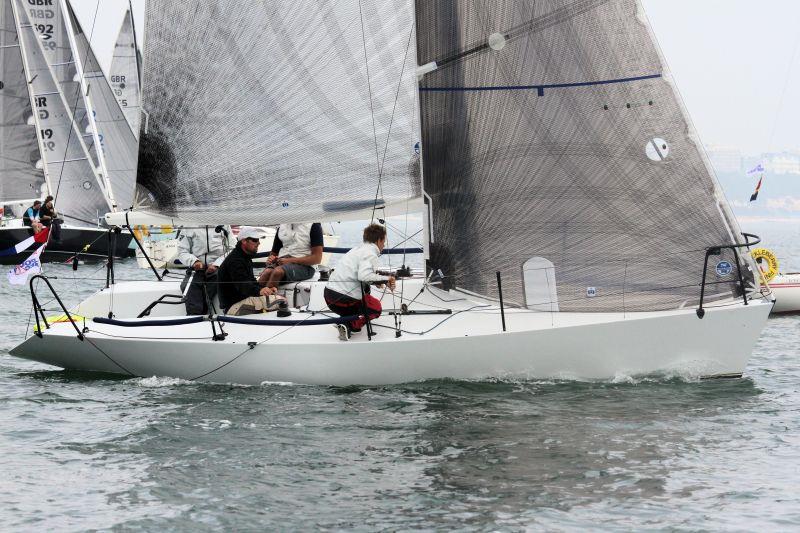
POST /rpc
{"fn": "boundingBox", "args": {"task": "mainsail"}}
[415,0,753,312]
[135,0,419,224]
[109,8,140,138]
[0,0,46,203]
[67,3,137,212]
[14,0,111,223]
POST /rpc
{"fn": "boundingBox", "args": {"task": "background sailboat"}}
[0,0,132,263]
[14,0,772,385]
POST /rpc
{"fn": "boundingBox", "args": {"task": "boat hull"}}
[0,226,133,264]
[767,274,800,314]
[10,279,773,385]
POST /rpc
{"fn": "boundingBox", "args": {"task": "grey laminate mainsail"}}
[67,3,137,212]
[109,8,140,138]
[14,0,110,223]
[0,0,46,203]
[136,0,420,224]
[415,0,753,312]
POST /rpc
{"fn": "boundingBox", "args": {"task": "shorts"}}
[280,262,315,282]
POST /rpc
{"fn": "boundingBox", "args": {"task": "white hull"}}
[11,279,773,385]
[767,273,800,314]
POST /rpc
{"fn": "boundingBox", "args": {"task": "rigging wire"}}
[369,21,416,222]
[356,0,381,209]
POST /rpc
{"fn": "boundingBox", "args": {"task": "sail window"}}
[523,257,558,312]
[82,181,93,190]
[645,138,669,162]
[488,33,506,51]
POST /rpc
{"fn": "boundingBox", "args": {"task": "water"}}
[1,222,799,530]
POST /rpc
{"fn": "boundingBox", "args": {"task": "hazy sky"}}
[70,0,800,156]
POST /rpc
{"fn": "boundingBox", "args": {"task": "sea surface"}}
[1,220,799,531]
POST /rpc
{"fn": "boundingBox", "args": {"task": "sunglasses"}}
[244,237,260,243]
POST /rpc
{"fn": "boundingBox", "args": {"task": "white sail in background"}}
[0,0,47,203]
[135,0,420,225]
[109,8,140,138]
[67,4,137,212]
[13,0,111,223]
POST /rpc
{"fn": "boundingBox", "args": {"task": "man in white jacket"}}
[175,225,234,314]
[324,223,396,340]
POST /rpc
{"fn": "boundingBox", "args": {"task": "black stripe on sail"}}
[419,74,662,96]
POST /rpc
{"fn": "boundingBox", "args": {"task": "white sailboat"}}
[11,0,773,385]
[0,0,133,262]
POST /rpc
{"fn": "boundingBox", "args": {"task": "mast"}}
[7,0,51,199]
[58,0,116,211]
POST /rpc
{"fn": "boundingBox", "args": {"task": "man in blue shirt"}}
[22,200,41,227]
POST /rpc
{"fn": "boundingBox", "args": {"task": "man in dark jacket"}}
[218,226,283,315]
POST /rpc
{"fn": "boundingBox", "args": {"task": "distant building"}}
[705,145,742,174]
[763,152,800,175]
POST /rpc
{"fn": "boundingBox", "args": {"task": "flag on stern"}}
[7,245,45,285]
[747,163,765,175]
[749,175,763,202]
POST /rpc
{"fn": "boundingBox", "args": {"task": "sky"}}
[69,0,800,156]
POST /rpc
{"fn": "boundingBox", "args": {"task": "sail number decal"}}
[39,128,55,151]
[27,0,55,21]
[35,24,53,40]
[35,96,49,120]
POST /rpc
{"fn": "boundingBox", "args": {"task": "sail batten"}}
[416,0,753,312]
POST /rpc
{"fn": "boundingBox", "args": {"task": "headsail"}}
[416,0,753,312]
[0,0,46,203]
[135,0,419,224]
[67,3,138,212]
[14,0,110,224]
[109,7,140,138]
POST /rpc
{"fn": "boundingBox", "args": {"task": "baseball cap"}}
[237,226,267,241]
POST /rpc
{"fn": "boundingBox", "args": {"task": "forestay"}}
[67,3,138,212]
[136,0,420,224]
[0,0,46,203]
[109,8,140,138]
[416,0,753,312]
[14,0,110,223]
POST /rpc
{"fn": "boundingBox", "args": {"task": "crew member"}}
[259,223,324,289]
[23,200,41,227]
[324,223,395,340]
[38,196,61,241]
[175,225,234,315]
[218,226,285,315]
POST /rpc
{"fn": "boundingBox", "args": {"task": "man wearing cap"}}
[175,225,234,315]
[218,226,285,315]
